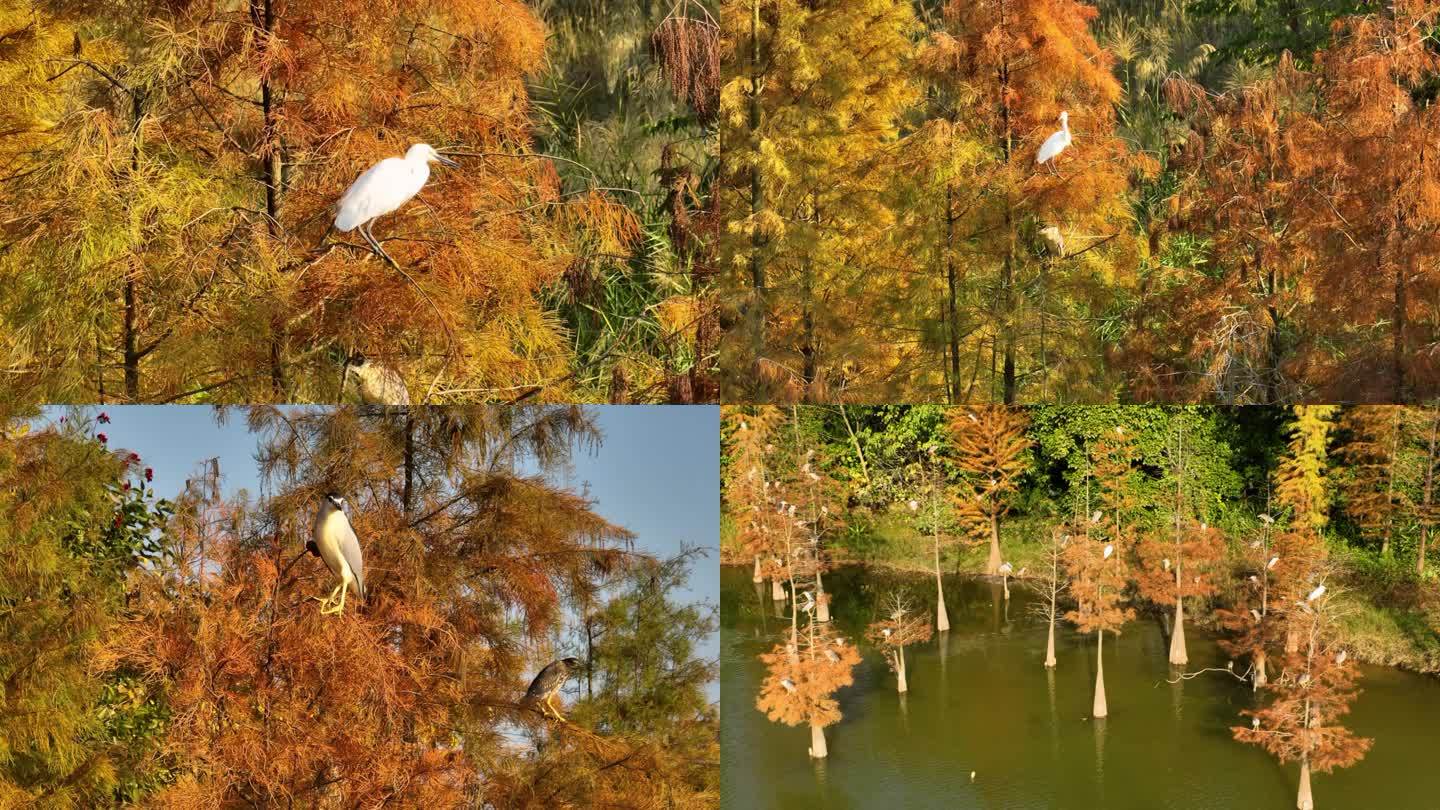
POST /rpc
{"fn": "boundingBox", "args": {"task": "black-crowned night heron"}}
[524,657,581,720]
[311,493,366,616]
[342,353,410,405]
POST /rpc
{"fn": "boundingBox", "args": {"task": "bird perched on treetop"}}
[334,143,459,265]
[524,657,582,721]
[310,493,366,616]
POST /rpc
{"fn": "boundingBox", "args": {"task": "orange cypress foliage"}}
[865,593,933,694]
[756,611,860,759]
[722,406,786,587]
[1310,0,1440,400]
[919,0,1132,402]
[1234,582,1371,810]
[1216,515,1286,690]
[1061,508,1133,719]
[95,406,711,806]
[946,405,1030,574]
[1336,406,1405,555]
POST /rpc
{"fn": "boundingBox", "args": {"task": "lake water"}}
[720,565,1440,809]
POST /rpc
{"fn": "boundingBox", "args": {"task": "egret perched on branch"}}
[1307,584,1327,602]
[524,657,581,721]
[1267,556,1279,570]
[1036,112,1072,168]
[310,493,366,616]
[780,678,797,693]
[334,143,459,265]
[1102,544,1114,560]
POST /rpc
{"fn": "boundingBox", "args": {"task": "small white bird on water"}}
[335,143,459,265]
[1036,111,1072,168]
[311,493,366,616]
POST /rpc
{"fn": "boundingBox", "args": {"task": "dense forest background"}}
[721,405,1440,673]
[0,0,717,404]
[0,405,718,807]
[721,0,1440,403]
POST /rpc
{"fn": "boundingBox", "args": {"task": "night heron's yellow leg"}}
[319,584,345,615]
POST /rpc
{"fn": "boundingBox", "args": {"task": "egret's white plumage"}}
[335,143,458,262]
[311,494,365,615]
[1036,111,1072,166]
[1039,225,1066,258]
[1102,543,1114,560]
[998,562,1013,575]
[1307,584,1326,602]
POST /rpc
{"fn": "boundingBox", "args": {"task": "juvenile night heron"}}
[310,493,366,616]
[524,657,581,721]
[342,353,410,405]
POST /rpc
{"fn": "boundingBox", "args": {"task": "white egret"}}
[1252,716,1261,730]
[1306,584,1327,602]
[1091,510,1102,524]
[908,500,920,512]
[335,143,459,265]
[1103,543,1114,560]
[1250,609,1261,622]
[780,678,797,693]
[1267,556,1279,570]
[1336,650,1347,665]
[998,562,1013,575]
[1163,558,1171,572]
[825,649,841,663]
[1037,112,1072,167]
[882,627,893,638]
[968,412,978,423]
[1259,513,1274,524]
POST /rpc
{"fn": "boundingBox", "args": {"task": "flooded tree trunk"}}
[935,542,951,632]
[809,722,828,758]
[1297,759,1313,810]
[1253,649,1267,690]
[816,569,830,622]
[1045,615,1057,668]
[1093,631,1108,718]
[896,646,908,694]
[987,515,1002,575]
[1169,595,1188,666]
[771,578,785,601]
[753,555,763,583]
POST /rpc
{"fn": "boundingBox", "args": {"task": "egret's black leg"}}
[362,222,400,269]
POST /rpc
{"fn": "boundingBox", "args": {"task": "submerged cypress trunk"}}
[896,647,908,694]
[1253,649,1268,690]
[1045,615,1057,668]
[986,515,1002,575]
[1297,759,1313,810]
[935,544,950,632]
[816,569,830,623]
[753,555,763,583]
[1169,595,1188,666]
[771,578,785,601]
[1093,631,1108,718]
[809,722,828,758]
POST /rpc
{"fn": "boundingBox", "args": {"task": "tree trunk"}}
[251,0,286,397]
[747,0,766,356]
[896,646,908,694]
[1420,409,1438,576]
[1253,648,1267,691]
[1044,614,1057,668]
[816,586,830,623]
[809,722,827,758]
[935,542,950,632]
[1169,595,1188,666]
[1093,631,1108,718]
[945,186,961,404]
[753,555,763,583]
[986,515,1002,575]
[1297,759,1313,810]
[771,578,785,601]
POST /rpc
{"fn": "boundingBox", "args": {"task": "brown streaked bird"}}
[523,657,581,721]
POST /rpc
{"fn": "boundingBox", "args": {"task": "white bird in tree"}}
[1307,584,1327,602]
[310,493,366,616]
[1036,111,1072,167]
[334,143,459,265]
[780,678,797,693]
[1267,556,1280,570]
[1336,650,1347,665]
[1102,544,1114,560]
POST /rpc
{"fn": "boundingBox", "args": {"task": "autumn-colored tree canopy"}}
[0,0,717,404]
[2,406,718,807]
[719,0,1440,404]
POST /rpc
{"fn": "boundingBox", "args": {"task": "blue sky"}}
[39,404,719,667]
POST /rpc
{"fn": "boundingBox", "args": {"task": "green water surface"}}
[721,565,1440,809]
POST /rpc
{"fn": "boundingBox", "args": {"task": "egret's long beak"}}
[436,154,460,168]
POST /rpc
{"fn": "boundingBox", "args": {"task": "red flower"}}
[113,514,122,528]
[144,467,154,482]
[97,433,108,444]
[98,412,110,424]
[128,452,140,463]
[122,481,131,492]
